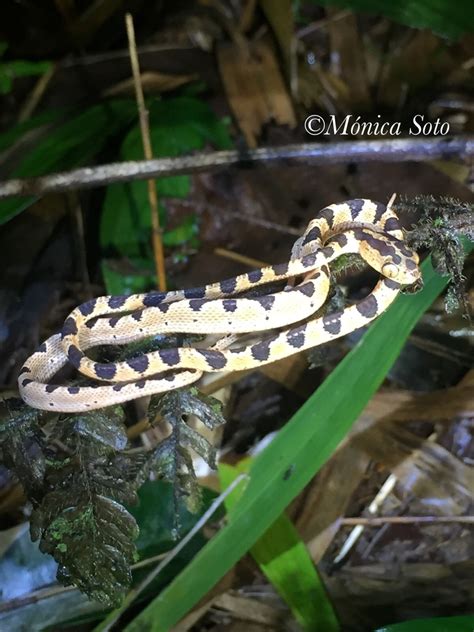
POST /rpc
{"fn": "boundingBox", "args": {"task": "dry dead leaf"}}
[260,354,308,396]
[67,0,128,47]
[326,9,371,110]
[394,441,473,514]
[291,443,371,562]
[259,0,297,94]
[217,39,296,147]
[103,71,198,97]
[213,592,287,626]
[297,61,351,112]
[239,0,258,33]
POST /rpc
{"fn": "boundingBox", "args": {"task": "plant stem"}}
[125,12,166,292]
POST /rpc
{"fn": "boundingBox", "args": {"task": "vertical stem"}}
[67,192,91,298]
[125,13,167,291]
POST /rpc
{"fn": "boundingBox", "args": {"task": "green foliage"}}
[0,375,224,606]
[0,42,51,94]
[0,108,64,153]
[312,0,474,39]
[0,93,230,292]
[123,248,473,631]
[0,479,218,632]
[28,408,142,606]
[148,388,226,520]
[400,196,474,315]
[101,259,157,296]
[99,96,231,293]
[162,212,199,247]
[0,100,138,225]
[131,480,216,562]
[34,494,138,606]
[0,60,52,94]
[0,400,44,503]
[220,460,339,631]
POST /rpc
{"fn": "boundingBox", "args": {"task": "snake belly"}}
[18,199,421,412]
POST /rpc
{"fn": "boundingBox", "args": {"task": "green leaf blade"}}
[220,461,339,631]
[0,100,138,225]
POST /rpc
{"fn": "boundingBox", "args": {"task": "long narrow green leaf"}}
[0,100,137,225]
[220,460,339,631]
[124,250,472,632]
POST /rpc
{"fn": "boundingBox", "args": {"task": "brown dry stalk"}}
[125,13,167,292]
[341,515,474,526]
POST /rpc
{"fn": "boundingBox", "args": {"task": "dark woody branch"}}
[0,136,472,199]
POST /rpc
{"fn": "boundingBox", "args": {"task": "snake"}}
[18,199,421,413]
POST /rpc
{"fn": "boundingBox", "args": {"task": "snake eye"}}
[382,261,399,279]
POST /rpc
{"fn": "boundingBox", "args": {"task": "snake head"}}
[358,230,421,286]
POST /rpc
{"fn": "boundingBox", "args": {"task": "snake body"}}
[18,199,420,413]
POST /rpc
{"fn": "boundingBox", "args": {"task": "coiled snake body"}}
[19,199,420,413]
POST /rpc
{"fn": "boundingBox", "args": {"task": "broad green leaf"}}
[313,0,474,39]
[101,260,155,296]
[375,614,474,631]
[220,460,339,631]
[0,100,138,225]
[99,97,232,258]
[12,101,137,178]
[162,214,199,248]
[123,247,473,632]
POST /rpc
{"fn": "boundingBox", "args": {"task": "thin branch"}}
[66,192,91,298]
[18,63,57,123]
[178,198,302,236]
[334,473,397,564]
[340,515,474,526]
[125,13,167,292]
[214,247,268,269]
[1,137,472,199]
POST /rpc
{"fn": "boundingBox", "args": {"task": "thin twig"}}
[333,473,397,564]
[214,247,268,269]
[340,515,474,526]
[125,13,167,292]
[66,192,91,298]
[60,43,198,68]
[18,63,57,123]
[94,473,249,632]
[178,198,302,236]
[1,137,472,199]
